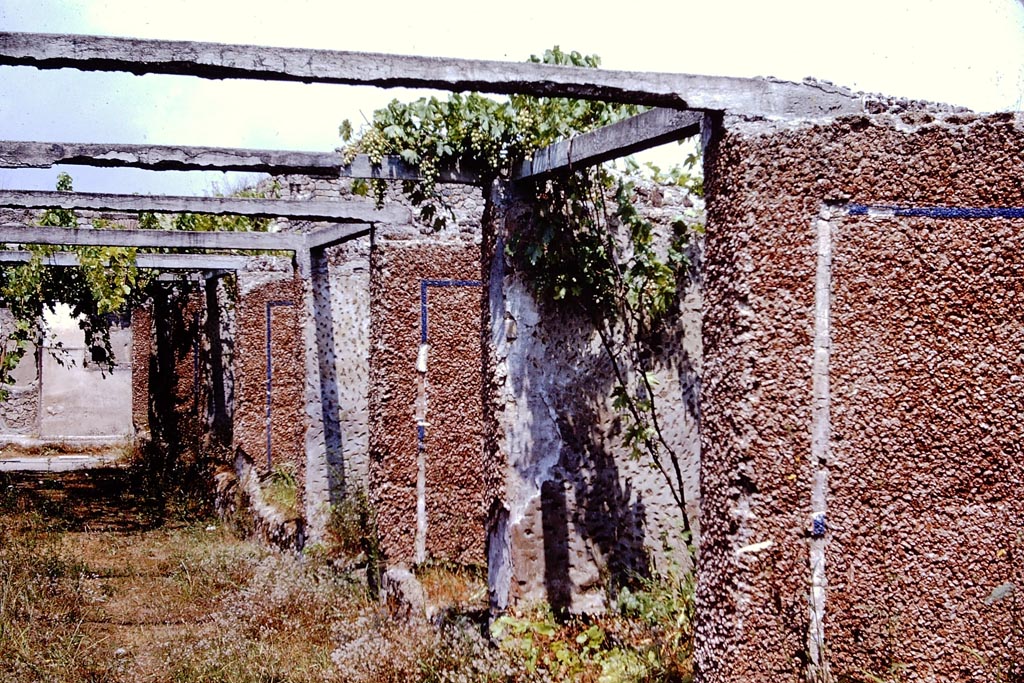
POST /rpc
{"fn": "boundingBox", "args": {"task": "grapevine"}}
[343,47,704,555]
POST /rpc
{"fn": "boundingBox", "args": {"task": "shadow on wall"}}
[311,249,346,501]
[531,306,651,615]
[150,284,202,454]
[517,233,702,614]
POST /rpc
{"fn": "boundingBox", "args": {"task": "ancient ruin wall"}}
[313,238,372,492]
[0,308,40,438]
[697,110,1024,681]
[483,181,703,614]
[232,263,306,481]
[369,228,486,566]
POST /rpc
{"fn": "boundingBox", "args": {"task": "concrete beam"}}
[0,32,864,117]
[0,189,410,224]
[304,223,373,250]
[0,140,480,183]
[0,222,303,251]
[513,108,703,180]
[340,153,481,184]
[0,249,252,270]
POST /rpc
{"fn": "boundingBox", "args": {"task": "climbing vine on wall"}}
[342,47,704,551]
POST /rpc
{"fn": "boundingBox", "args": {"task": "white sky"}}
[2,0,1023,194]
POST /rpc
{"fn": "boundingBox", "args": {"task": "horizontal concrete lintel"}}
[0,189,406,224]
[514,107,703,180]
[0,140,482,184]
[0,32,864,117]
[0,249,253,270]
[0,221,302,251]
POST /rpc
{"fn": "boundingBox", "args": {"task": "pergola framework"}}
[0,23,861,569]
[0,31,871,683]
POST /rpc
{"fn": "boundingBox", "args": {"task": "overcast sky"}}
[2,0,1023,195]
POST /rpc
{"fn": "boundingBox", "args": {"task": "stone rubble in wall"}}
[264,174,484,246]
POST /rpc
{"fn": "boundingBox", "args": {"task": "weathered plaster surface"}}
[483,179,703,614]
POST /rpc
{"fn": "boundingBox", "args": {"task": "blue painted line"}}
[848,204,1024,219]
[419,279,482,344]
[416,279,482,451]
[265,299,295,469]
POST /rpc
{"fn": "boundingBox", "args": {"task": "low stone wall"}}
[697,106,1024,681]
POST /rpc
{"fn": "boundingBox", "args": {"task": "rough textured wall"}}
[131,303,152,439]
[369,230,486,566]
[697,108,1024,681]
[278,175,482,510]
[313,238,371,492]
[278,172,493,565]
[483,180,703,615]
[232,262,306,481]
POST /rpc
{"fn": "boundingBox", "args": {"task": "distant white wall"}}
[39,305,133,439]
[0,304,133,442]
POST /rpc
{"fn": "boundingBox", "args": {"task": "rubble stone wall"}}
[697,108,1024,681]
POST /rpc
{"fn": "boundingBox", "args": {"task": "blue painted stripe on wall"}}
[848,204,1024,219]
[419,279,483,344]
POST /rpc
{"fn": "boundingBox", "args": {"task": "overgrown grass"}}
[0,466,696,683]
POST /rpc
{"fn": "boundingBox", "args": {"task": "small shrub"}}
[262,463,301,518]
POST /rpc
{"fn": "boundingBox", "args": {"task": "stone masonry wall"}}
[367,187,487,566]
[275,175,488,563]
[0,308,40,437]
[232,261,305,481]
[483,180,703,614]
[313,239,372,492]
[697,108,1024,681]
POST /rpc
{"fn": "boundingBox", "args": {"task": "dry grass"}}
[0,466,695,683]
